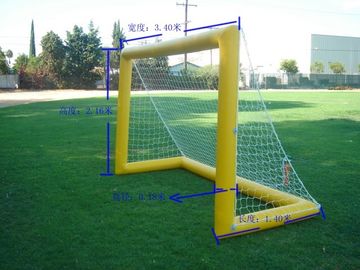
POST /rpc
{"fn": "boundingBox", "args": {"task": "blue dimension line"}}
[101,47,121,100]
[169,183,239,203]
[100,121,113,176]
[185,20,237,33]
[120,34,163,49]
[238,16,241,30]
[106,50,110,100]
[169,189,227,203]
[229,183,239,198]
[101,47,121,51]
[213,182,227,193]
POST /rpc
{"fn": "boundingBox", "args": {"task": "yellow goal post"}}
[115,25,321,240]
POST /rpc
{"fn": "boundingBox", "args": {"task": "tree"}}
[5,50,13,66]
[40,31,66,87]
[239,63,246,88]
[29,20,36,57]
[358,64,360,73]
[23,56,45,89]
[63,21,102,88]
[13,54,29,88]
[0,47,10,74]
[26,56,41,73]
[310,61,324,73]
[13,54,29,73]
[130,56,170,90]
[108,21,126,89]
[196,65,219,89]
[111,20,126,71]
[13,54,46,89]
[329,62,345,74]
[280,59,299,74]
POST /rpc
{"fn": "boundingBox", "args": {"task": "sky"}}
[0,0,359,73]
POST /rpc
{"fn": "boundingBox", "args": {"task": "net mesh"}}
[127,45,317,218]
[235,91,316,215]
[129,52,219,168]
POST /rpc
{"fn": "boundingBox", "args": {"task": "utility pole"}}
[209,27,216,67]
[176,0,197,72]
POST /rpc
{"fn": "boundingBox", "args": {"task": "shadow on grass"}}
[262,99,314,110]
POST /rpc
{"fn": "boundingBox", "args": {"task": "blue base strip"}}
[218,227,260,239]
[285,212,320,225]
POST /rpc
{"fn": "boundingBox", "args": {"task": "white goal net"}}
[126,45,318,218]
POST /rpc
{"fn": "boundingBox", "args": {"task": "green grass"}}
[1,91,359,269]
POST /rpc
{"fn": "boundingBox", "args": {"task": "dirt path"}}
[0,90,118,108]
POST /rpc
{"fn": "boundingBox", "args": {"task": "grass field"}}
[1,91,359,269]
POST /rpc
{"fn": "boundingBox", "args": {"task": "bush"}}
[19,70,57,89]
[264,76,277,89]
[329,86,353,90]
[299,76,314,88]
[195,65,219,89]
[110,72,119,90]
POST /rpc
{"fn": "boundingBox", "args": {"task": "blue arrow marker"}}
[169,188,228,203]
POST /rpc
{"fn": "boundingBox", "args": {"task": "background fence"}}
[249,73,360,89]
[0,75,19,89]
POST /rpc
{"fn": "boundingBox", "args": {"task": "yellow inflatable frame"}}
[115,25,321,240]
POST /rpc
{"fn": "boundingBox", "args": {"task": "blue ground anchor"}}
[211,228,220,246]
[320,205,326,220]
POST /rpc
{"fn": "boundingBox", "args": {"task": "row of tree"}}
[280,59,360,74]
[310,61,356,74]
[19,21,102,89]
[131,56,221,90]
[0,20,125,89]
[2,20,359,89]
